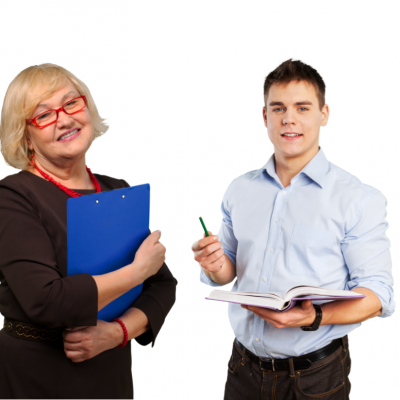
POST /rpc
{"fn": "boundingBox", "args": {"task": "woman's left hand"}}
[62,320,123,363]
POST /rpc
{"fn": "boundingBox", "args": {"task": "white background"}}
[0,1,399,399]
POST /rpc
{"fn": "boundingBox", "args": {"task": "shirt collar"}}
[300,148,330,188]
[252,148,330,189]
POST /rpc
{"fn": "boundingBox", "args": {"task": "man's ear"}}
[262,106,268,128]
[320,104,329,126]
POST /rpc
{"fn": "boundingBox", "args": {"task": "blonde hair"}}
[0,63,108,170]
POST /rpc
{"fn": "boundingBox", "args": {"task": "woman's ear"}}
[26,130,34,151]
[27,139,33,151]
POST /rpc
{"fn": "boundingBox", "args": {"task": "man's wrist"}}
[208,265,228,284]
[306,307,317,326]
[202,261,225,281]
[208,270,222,284]
[301,305,323,331]
[319,304,328,325]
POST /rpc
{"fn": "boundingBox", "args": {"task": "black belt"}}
[3,318,63,344]
[236,337,344,372]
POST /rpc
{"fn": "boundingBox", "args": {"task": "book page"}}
[207,290,285,309]
[231,291,283,299]
[284,285,365,302]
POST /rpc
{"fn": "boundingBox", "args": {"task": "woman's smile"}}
[57,128,81,142]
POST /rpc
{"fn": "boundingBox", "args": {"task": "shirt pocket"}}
[289,224,336,278]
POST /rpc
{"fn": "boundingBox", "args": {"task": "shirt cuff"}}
[68,273,99,327]
[130,294,164,347]
[346,280,396,318]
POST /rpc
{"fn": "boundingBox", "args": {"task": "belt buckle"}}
[259,356,275,372]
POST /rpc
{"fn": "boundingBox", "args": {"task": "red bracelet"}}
[113,318,129,348]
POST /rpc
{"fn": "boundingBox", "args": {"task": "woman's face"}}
[26,81,94,168]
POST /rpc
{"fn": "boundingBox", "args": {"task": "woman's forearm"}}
[110,308,150,346]
[93,264,141,311]
[121,307,150,339]
[93,230,166,311]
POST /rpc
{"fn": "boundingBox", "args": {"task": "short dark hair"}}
[263,59,326,109]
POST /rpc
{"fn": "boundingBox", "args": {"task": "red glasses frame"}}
[27,96,87,129]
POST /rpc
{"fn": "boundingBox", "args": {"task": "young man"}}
[191,59,395,400]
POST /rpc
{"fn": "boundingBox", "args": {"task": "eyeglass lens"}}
[35,97,86,126]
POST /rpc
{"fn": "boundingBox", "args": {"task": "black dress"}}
[0,171,177,399]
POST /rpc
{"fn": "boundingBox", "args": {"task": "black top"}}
[0,171,177,399]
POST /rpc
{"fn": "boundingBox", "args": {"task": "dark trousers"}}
[224,337,351,400]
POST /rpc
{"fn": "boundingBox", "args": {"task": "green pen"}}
[199,217,209,237]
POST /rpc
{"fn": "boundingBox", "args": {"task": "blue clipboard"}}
[67,184,150,322]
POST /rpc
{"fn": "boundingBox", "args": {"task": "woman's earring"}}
[30,152,34,166]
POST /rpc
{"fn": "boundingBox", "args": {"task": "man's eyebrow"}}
[268,100,313,106]
[295,101,313,106]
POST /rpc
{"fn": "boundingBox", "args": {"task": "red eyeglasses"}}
[27,96,87,128]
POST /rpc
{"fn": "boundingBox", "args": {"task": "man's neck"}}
[274,147,319,188]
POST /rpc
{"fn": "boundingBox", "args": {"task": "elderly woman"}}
[0,64,177,399]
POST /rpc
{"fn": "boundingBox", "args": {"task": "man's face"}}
[263,80,329,161]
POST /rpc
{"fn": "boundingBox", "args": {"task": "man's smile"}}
[281,131,303,140]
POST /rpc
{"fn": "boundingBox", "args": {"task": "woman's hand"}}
[62,320,123,363]
[131,230,166,283]
[92,231,166,311]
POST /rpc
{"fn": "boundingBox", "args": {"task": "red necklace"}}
[32,162,101,198]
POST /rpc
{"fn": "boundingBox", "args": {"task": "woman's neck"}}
[27,156,95,190]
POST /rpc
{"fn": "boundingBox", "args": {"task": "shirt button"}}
[275,218,279,222]
[282,191,286,195]
[263,277,267,282]
[269,247,274,252]
[255,337,260,342]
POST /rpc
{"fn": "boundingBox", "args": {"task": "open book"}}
[206,285,365,312]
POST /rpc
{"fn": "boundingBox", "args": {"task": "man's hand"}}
[191,232,236,285]
[242,300,316,328]
[192,232,225,272]
[63,320,122,363]
[242,288,383,328]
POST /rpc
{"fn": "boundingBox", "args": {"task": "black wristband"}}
[300,304,323,331]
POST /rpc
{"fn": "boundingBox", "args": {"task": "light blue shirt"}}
[201,149,395,358]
